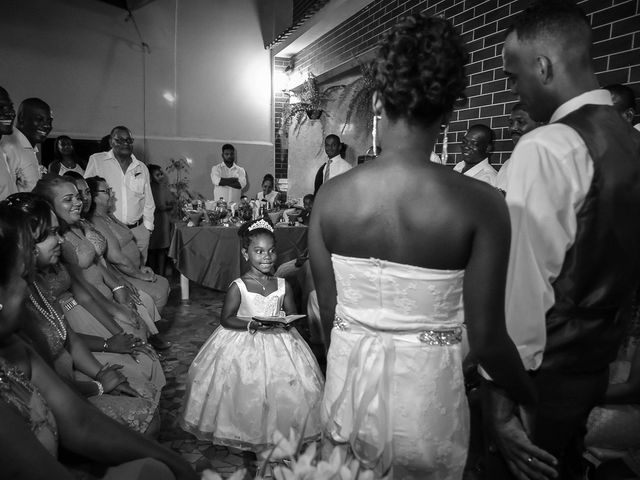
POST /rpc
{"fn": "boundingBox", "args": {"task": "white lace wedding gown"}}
[323,254,469,479]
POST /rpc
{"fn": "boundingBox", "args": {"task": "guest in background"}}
[0,87,17,200]
[314,134,352,194]
[496,103,541,192]
[85,126,155,262]
[49,135,85,176]
[0,206,196,480]
[453,124,497,186]
[256,173,278,208]
[210,143,246,204]
[485,1,640,478]
[299,193,314,226]
[604,84,638,129]
[0,97,53,192]
[148,164,175,277]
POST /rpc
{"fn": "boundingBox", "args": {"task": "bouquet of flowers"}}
[201,429,374,480]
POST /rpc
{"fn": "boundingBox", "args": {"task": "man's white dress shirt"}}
[210,162,247,204]
[85,150,155,231]
[453,158,498,187]
[0,149,17,200]
[321,154,352,182]
[502,89,611,372]
[496,159,512,192]
[0,128,42,192]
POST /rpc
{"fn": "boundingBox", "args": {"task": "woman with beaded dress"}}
[63,173,167,347]
[308,14,537,479]
[0,206,197,480]
[5,193,164,419]
[33,176,161,343]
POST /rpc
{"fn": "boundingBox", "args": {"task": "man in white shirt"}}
[314,134,352,194]
[0,97,52,192]
[210,143,247,204]
[453,124,498,186]
[496,103,541,192]
[85,126,155,261]
[485,2,640,479]
[0,87,17,200]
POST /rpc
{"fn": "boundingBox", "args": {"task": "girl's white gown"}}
[323,254,469,479]
[181,277,324,451]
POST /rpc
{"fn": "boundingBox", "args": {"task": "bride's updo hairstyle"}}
[373,14,468,126]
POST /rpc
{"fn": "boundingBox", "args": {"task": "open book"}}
[252,314,306,326]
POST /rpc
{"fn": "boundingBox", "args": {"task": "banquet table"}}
[169,223,308,299]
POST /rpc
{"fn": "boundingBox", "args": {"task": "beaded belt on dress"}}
[60,298,78,312]
[333,316,462,346]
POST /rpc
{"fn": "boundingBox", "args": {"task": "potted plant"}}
[341,58,377,137]
[280,72,344,137]
[165,157,204,221]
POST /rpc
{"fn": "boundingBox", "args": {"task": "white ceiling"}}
[274,0,375,57]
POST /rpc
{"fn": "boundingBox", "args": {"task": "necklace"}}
[246,273,272,293]
[29,282,67,342]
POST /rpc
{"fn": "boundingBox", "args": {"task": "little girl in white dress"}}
[180,218,324,453]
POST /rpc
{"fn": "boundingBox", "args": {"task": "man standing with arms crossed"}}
[210,143,246,204]
[484,2,640,479]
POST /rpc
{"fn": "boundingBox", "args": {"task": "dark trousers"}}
[483,369,609,480]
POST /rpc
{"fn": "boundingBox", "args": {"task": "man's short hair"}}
[469,124,495,145]
[222,143,235,152]
[511,102,530,114]
[325,134,340,143]
[506,0,591,61]
[109,125,131,137]
[17,98,50,120]
[603,84,637,112]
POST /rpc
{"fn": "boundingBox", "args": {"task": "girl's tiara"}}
[248,218,274,233]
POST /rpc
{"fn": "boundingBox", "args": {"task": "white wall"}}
[0,0,273,198]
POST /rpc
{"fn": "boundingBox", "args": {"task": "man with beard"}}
[0,87,17,200]
[453,124,498,186]
[496,103,541,192]
[85,126,155,261]
[484,1,640,479]
[0,97,53,192]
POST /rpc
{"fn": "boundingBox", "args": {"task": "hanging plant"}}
[280,72,344,138]
[341,58,377,137]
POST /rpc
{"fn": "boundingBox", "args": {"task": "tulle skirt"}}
[181,326,324,451]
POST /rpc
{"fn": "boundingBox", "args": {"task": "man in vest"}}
[484,1,640,479]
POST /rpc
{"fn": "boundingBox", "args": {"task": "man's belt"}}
[126,218,144,229]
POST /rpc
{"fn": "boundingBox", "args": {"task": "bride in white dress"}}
[308,14,538,479]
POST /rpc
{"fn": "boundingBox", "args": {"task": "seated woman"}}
[66,174,170,351]
[48,136,85,176]
[85,176,170,311]
[0,206,196,480]
[4,193,164,430]
[256,173,278,208]
[32,176,160,346]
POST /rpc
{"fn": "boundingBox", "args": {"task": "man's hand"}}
[219,177,242,189]
[485,383,558,479]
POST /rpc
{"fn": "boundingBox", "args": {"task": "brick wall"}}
[274,57,289,179]
[274,0,640,172]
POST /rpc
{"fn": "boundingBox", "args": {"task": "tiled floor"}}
[156,276,252,478]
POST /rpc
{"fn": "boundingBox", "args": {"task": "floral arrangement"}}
[201,429,374,480]
[165,157,204,220]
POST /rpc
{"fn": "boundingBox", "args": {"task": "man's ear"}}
[537,55,553,85]
[623,108,636,125]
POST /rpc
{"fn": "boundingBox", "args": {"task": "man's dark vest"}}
[542,104,640,372]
